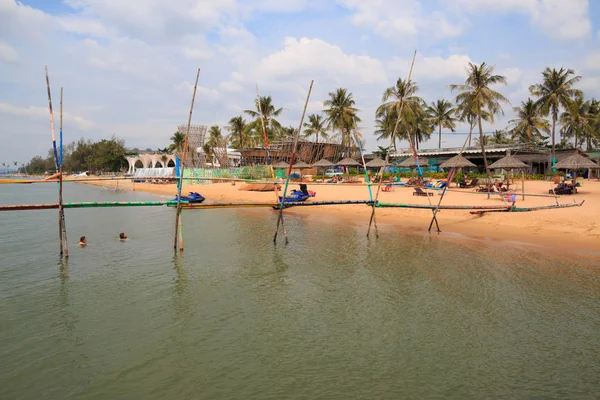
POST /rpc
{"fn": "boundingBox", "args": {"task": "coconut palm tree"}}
[244,95,283,142]
[450,62,509,175]
[474,135,490,147]
[303,114,328,144]
[227,116,249,149]
[376,78,423,150]
[169,131,186,153]
[585,98,600,151]
[560,96,590,149]
[509,99,550,144]
[529,67,582,162]
[374,107,406,147]
[323,88,361,157]
[489,129,512,145]
[203,125,229,167]
[427,99,457,149]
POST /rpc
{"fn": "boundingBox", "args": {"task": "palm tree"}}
[560,96,590,149]
[244,95,283,142]
[474,135,490,147]
[585,99,600,151]
[323,88,361,157]
[227,116,248,149]
[169,131,186,153]
[303,114,328,144]
[529,67,582,162]
[450,62,509,175]
[489,130,512,145]
[203,125,227,167]
[376,78,423,150]
[509,99,550,144]
[374,107,406,147]
[427,99,457,149]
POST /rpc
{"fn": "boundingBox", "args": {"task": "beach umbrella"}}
[292,161,311,169]
[553,153,600,170]
[273,161,290,169]
[439,154,476,169]
[335,157,360,166]
[335,157,360,178]
[397,156,429,168]
[365,157,389,168]
[311,158,334,179]
[553,153,600,190]
[489,155,529,200]
[311,158,334,168]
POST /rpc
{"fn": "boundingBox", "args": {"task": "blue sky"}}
[1,0,599,163]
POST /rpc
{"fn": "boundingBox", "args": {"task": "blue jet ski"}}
[273,184,316,209]
[172,192,205,203]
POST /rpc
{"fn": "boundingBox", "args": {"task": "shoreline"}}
[73,177,600,257]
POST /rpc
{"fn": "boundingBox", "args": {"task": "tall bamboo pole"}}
[273,80,313,244]
[367,50,417,237]
[45,66,66,256]
[59,87,68,257]
[174,68,200,251]
[255,84,287,240]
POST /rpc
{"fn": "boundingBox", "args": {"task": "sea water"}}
[0,183,599,399]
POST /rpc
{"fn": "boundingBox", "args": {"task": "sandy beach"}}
[71,176,600,255]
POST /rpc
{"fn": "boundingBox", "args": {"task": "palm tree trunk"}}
[438,123,442,149]
[551,109,556,167]
[468,123,473,147]
[478,112,491,177]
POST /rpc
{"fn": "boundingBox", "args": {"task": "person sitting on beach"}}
[78,236,87,247]
[119,232,128,241]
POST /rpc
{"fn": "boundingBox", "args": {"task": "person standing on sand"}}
[78,236,87,247]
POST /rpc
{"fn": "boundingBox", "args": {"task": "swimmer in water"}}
[78,236,87,247]
[119,232,128,241]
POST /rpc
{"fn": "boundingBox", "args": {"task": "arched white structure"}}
[126,154,177,174]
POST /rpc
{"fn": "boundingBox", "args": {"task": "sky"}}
[1,0,600,163]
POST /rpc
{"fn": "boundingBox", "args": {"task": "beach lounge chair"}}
[413,187,433,196]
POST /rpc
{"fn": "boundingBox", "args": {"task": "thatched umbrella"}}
[365,157,388,168]
[489,155,529,200]
[273,161,290,169]
[553,153,600,170]
[336,157,360,179]
[292,161,311,169]
[311,158,334,179]
[397,156,429,168]
[553,153,600,189]
[439,154,476,169]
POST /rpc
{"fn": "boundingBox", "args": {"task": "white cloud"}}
[388,54,474,82]
[219,81,244,92]
[0,42,18,62]
[584,51,600,70]
[80,38,177,80]
[338,0,466,41]
[258,37,387,85]
[453,0,591,40]
[0,103,95,130]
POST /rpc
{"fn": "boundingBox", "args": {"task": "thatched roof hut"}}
[397,156,429,168]
[365,157,388,168]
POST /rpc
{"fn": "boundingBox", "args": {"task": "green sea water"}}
[0,183,599,399]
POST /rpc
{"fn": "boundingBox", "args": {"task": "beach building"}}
[388,145,595,175]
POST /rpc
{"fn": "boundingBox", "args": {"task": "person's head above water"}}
[119,232,127,240]
[79,236,87,246]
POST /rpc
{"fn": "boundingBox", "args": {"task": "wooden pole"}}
[368,50,417,237]
[174,68,200,251]
[521,170,525,201]
[274,80,313,244]
[255,84,287,241]
[59,87,68,257]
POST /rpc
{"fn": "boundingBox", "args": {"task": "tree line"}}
[181,63,595,176]
[22,136,128,174]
